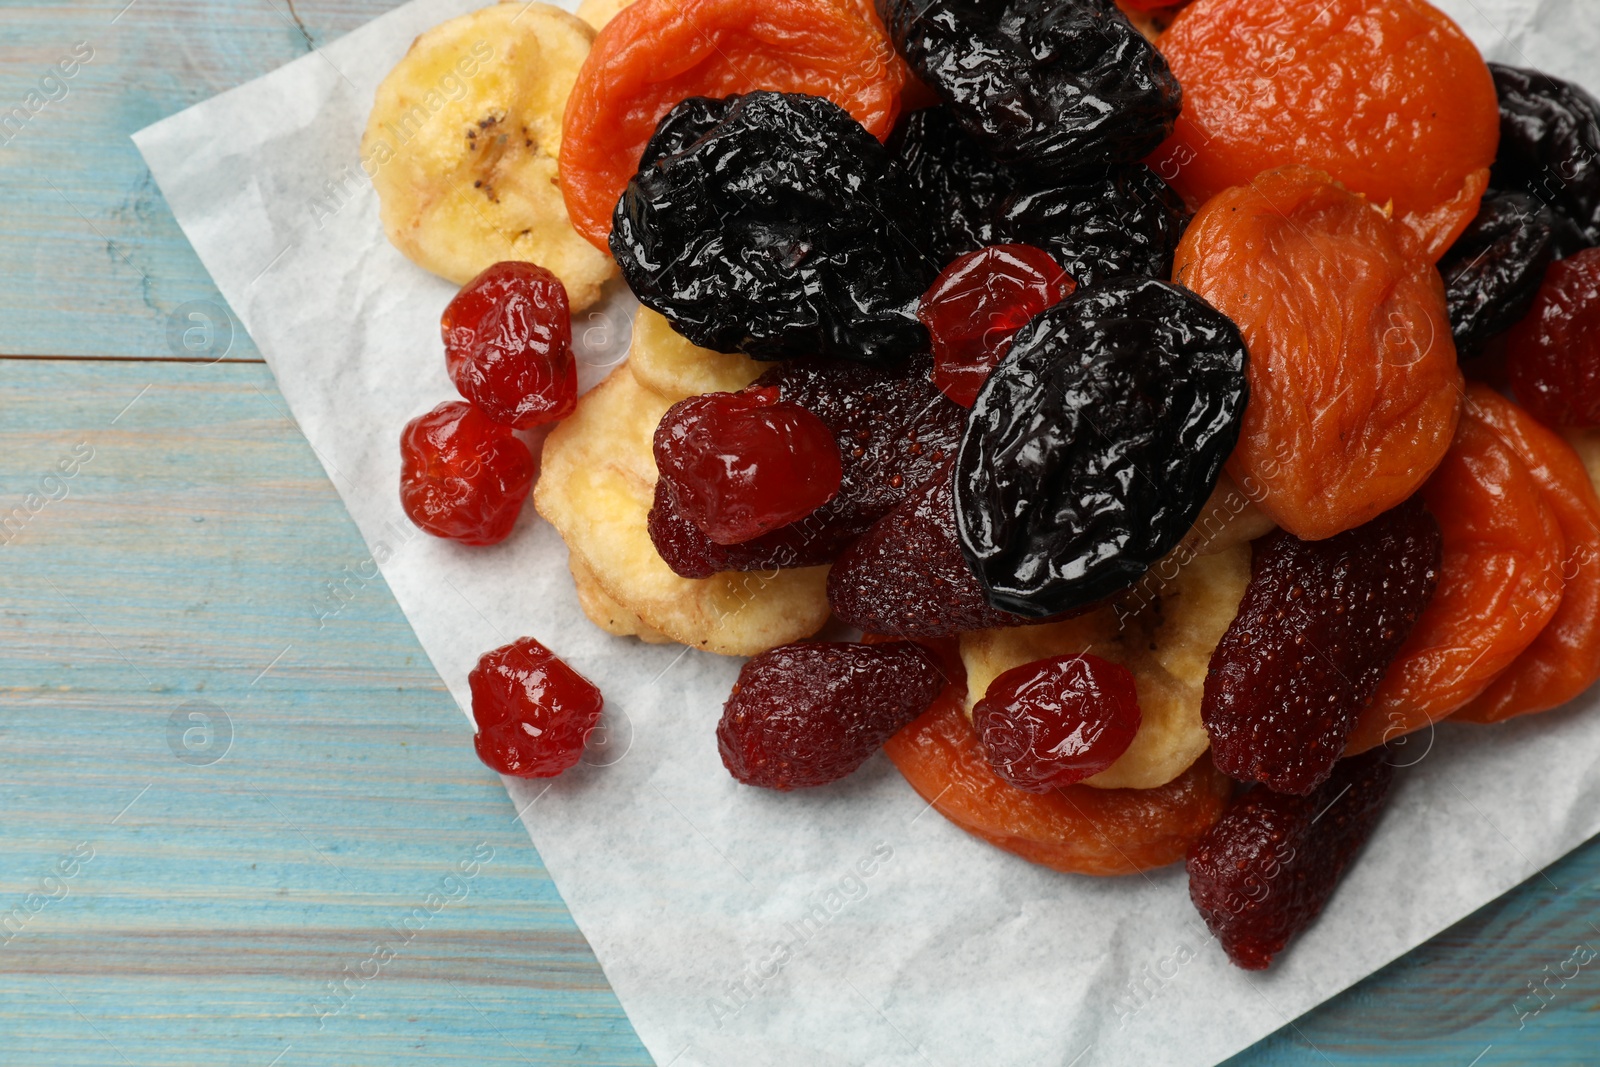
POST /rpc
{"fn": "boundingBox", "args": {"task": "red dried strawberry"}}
[1202,498,1440,795]
[717,641,947,790]
[828,460,1034,637]
[1187,748,1396,970]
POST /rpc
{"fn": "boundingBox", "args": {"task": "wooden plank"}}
[0,358,652,1066]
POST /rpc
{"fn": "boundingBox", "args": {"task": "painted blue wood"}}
[1,1,1598,1065]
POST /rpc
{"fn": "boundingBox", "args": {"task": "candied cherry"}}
[470,638,603,779]
[400,401,536,546]
[653,388,843,545]
[717,641,947,791]
[973,653,1141,792]
[1507,248,1600,429]
[918,245,1075,408]
[443,261,577,430]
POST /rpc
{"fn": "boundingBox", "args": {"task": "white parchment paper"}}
[134,2,1600,1063]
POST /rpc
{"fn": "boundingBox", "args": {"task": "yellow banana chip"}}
[362,2,616,308]
[569,554,672,644]
[961,543,1250,790]
[627,307,764,402]
[535,365,832,656]
[577,0,635,30]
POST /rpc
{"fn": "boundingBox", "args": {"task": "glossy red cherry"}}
[470,638,603,778]
[399,400,536,546]
[1507,248,1600,428]
[917,244,1076,408]
[653,387,843,545]
[973,653,1142,792]
[443,261,577,429]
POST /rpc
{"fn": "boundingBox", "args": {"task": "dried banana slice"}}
[535,364,831,655]
[961,543,1250,790]
[627,307,764,402]
[569,554,671,644]
[362,1,616,307]
[577,0,635,30]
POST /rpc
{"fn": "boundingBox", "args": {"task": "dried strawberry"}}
[828,460,1034,636]
[649,354,967,578]
[717,641,947,790]
[1187,748,1397,970]
[1202,498,1440,795]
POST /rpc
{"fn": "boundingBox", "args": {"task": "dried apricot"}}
[884,688,1232,876]
[1153,0,1499,260]
[560,0,908,249]
[1173,167,1462,541]
[1453,386,1600,724]
[1346,410,1565,752]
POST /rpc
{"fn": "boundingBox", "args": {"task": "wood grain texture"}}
[1,1,1598,1065]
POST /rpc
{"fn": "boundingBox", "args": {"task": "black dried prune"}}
[612,92,935,366]
[888,106,1018,266]
[1490,63,1600,248]
[1439,191,1561,356]
[993,163,1190,287]
[955,278,1248,618]
[877,0,1181,174]
[649,355,967,578]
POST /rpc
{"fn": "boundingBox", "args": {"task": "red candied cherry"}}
[470,638,603,778]
[973,654,1142,792]
[1507,248,1600,428]
[400,400,535,546]
[717,641,948,790]
[443,261,577,429]
[917,244,1075,408]
[653,388,843,545]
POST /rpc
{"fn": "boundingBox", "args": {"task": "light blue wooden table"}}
[1,2,1597,1064]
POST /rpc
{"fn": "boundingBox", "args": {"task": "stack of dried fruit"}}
[363,0,1600,970]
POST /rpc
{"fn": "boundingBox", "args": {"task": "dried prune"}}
[885,689,1233,876]
[1438,191,1561,356]
[878,0,1180,173]
[1490,63,1600,247]
[611,92,934,365]
[955,278,1249,618]
[829,460,1036,637]
[919,245,1076,408]
[974,653,1142,792]
[1187,747,1396,970]
[888,106,1018,266]
[1155,0,1499,261]
[1202,499,1440,796]
[649,354,967,577]
[652,388,842,544]
[1507,248,1600,429]
[1173,167,1463,541]
[993,164,1190,288]
[1455,386,1600,724]
[717,641,946,790]
[470,638,604,779]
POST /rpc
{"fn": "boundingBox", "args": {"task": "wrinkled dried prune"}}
[612,92,934,365]
[877,0,1181,173]
[829,460,1036,637]
[649,355,967,578]
[955,278,1248,618]
[1187,748,1397,970]
[717,641,947,790]
[888,106,1018,266]
[1490,63,1600,247]
[1202,498,1441,796]
[993,164,1190,288]
[1439,191,1562,356]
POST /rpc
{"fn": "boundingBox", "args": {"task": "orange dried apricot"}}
[1152,0,1499,260]
[1172,167,1462,541]
[1453,386,1600,724]
[1346,410,1565,753]
[560,0,909,249]
[884,687,1232,877]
